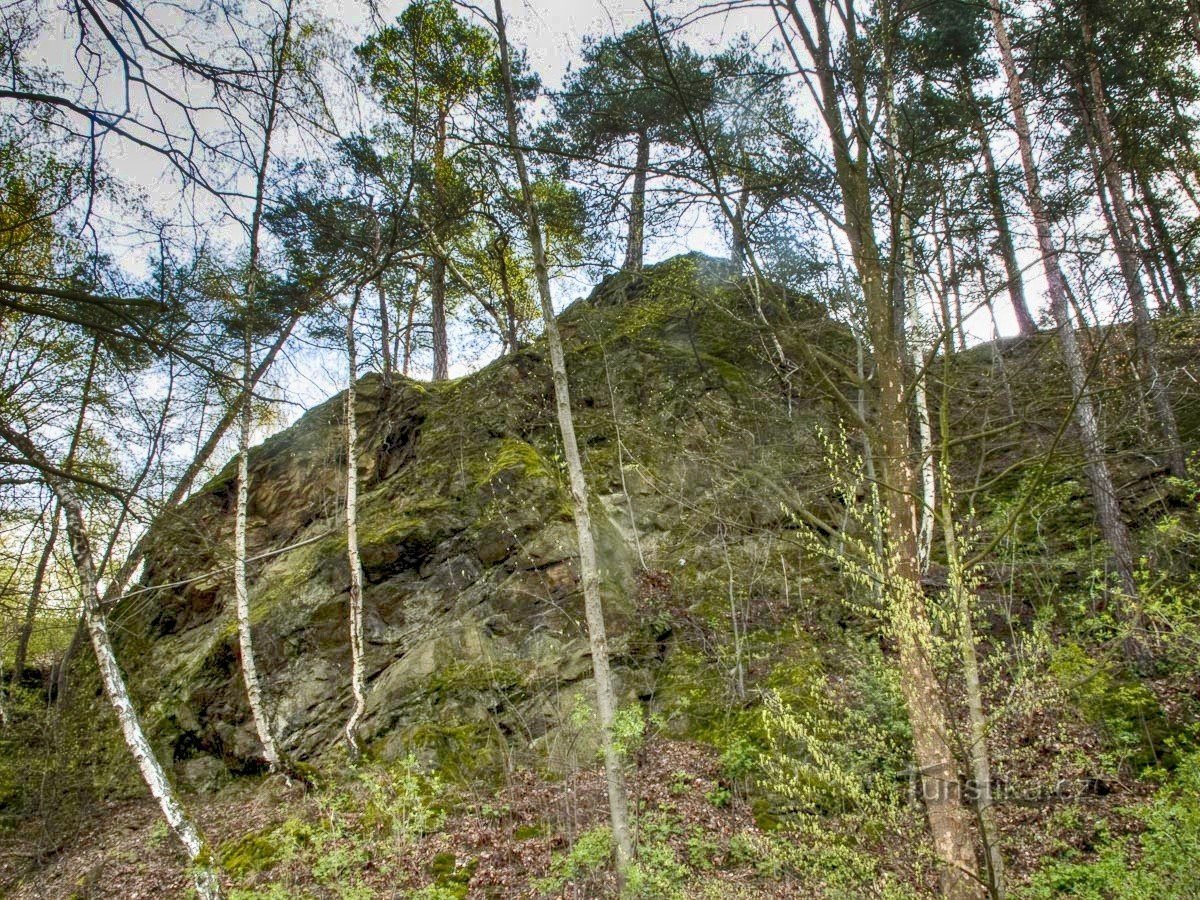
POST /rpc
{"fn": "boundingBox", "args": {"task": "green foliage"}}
[415,851,476,899]
[218,757,447,895]
[357,0,498,129]
[0,679,139,843]
[537,809,695,900]
[684,827,721,870]
[1024,752,1200,898]
[759,645,910,822]
[408,885,466,900]
[744,644,921,893]
[312,843,370,886]
[612,704,647,759]
[760,834,921,899]
[337,754,447,847]
[724,831,781,878]
[1048,642,1166,773]
[554,23,714,151]
[534,825,613,894]
[624,838,688,898]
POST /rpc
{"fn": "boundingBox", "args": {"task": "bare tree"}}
[493,0,634,876]
[1076,3,1187,478]
[0,421,222,900]
[229,1,296,772]
[343,287,367,754]
[989,0,1145,660]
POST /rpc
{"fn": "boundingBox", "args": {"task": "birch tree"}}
[492,0,634,875]
[343,288,367,754]
[0,422,222,900]
[230,2,296,772]
[988,0,1145,659]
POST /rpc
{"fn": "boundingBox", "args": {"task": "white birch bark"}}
[233,355,281,769]
[903,227,936,572]
[344,291,367,753]
[493,0,634,874]
[230,1,293,769]
[0,424,221,899]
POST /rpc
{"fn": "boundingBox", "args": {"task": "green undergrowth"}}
[1022,751,1200,898]
[220,754,450,898]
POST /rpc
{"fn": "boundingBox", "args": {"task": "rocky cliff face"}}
[111,254,849,785]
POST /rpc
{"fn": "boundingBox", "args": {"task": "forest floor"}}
[0,735,1154,899]
[1,740,791,898]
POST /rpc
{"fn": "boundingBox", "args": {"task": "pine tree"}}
[553,23,714,272]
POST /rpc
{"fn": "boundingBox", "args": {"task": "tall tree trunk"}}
[344,291,367,754]
[910,300,936,572]
[624,130,651,272]
[14,505,59,678]
[495,238,519,353]
[1129,199,1177,316]
[1137,171,1192,312]
[963,78,1037,336]
[430,114,450,381]
[943,479,1006,900]
[782,4,982,893]
[234,325,282,770]
[1079,89,1159,437]
[379,276,393,384]
[938,335,1006,900]
[494,0,634,877]
[373,218,393,386]
[229,3,292,768]
[430,254,449,380]
[403,272,420,377]
[893,190,935,570]
[730,184,750,272]
[989,0,1145,657]
[942,197,969,353]
[1079,8,1187,478]
[0,424,221,899]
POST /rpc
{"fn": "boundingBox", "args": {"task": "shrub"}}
[1024,751,1200,898]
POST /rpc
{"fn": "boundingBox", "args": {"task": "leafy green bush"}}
[625,838,688,898]
[1049,642,1166,773]
[1024,752,1200,897]
[534,825,613,894]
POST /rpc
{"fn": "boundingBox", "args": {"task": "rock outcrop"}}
[109,254,848,784]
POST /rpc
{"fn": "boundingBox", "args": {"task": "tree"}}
[707,42,827,273]
[903,0,1039,337]
[988,0,1146,661]
[773,2,984,893]
[229,1,298,773]
[493,0,634,877]
[343,288,367,754]
[449,174,586,355]
[0,422,222,899]
[553,22,714,272]
[1074,0,1188,478]
[359,0,500,381]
